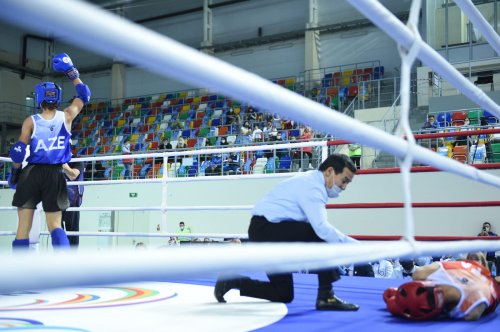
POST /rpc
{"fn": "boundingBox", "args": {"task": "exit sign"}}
[129,193,138,198]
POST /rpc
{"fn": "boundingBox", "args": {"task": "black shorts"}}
[12,164,69,212]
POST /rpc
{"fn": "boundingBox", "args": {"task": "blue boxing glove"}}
[53,53,80,81]
[7,167,22,189]
[9,141,27,163]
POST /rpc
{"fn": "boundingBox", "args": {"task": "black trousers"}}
[62,210,80,246]
[239,216,340,303]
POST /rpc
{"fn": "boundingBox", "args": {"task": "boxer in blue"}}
[9,53,90,250]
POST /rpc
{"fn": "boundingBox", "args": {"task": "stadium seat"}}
[452,145,468,163]
[491,143,500,162]
[437,112,452,127]
[451,111,467,126]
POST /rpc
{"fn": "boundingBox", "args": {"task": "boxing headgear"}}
[34,82,62,109]
[385,281,444,320]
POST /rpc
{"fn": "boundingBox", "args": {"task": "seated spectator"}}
[251,124,263,142]
[263,121,273,140]
[268,125,278,141]
[454,117,473,147]
[393,259,417,279]
[421,114,439,131]
[205,155,223,176]
[223,151,241,175]
[354,263,375,277]
[478,221,498,273]
[122,139,132,179]
[159,138,172,151]
[160,138,174,163]
[94,161,106,180]
[255,113,265,127]
[300,127,313,170]
[226,108,236,125]
[240,121,251,135]
[373,259,394,278]
[246,106,256,122]
[272,113,281,123]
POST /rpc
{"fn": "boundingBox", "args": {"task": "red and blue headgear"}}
[383,280,444,320]
[34,82,62,109]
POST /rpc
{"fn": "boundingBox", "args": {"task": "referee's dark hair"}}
[318,154,357,174]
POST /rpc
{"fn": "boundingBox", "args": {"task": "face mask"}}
[327,184,343,198]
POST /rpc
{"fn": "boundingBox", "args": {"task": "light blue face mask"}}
[327,184,343,198]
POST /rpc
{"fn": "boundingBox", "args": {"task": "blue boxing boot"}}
[51,228,70,248]
[12,238,30,251]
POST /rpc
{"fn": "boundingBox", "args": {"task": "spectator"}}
[421,114,439,131]
[62,158,85,247]
[420,115,439,150]
[272,113,281,123]
[226,107,236,125]
[122,139,132,179]
[348,143,362,169]
[300,127,313,170]
[159,138,172,151]
[263,121,273,141]
[268,125,278,141]
[240,121,251,136]
[94,161,106,179]
[373,259,394,278]
[177,221,192,245]
[175,138,187,164]
[223,151,241,175]
[251,124,263,142]
[159,138,173,163]
[392,259,417,279]
[454,117,473,147]
[478,221,498,273]
[246,106,256,122]
[205,154,222,176]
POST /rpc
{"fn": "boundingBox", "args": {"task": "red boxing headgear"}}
[385,281,444,320]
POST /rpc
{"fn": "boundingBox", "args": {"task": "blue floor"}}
[172,273,500,332]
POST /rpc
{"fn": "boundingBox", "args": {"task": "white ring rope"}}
[397,0,423,242]
[1,240,500,293]
[0,205,254,212]
[0,231,247,239]
[0,0,499,292]
[1,0,499,189]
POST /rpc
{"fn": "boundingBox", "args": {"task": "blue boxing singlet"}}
[27,110,72,164]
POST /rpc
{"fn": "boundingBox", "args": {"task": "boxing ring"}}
[1,0,500,330]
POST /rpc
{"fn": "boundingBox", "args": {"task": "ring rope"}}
[0,0,499,189]
[1,240,500,293]
[0,0,499,292]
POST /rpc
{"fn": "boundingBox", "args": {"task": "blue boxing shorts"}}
[12,164,69,212]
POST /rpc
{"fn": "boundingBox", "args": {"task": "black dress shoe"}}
[316,295,360,311]
[214,280,233,303]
